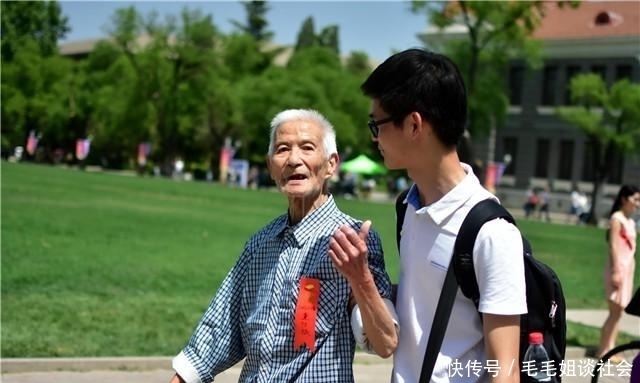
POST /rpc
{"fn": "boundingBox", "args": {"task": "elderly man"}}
[169,108,397,383]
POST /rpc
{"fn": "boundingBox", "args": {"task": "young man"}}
[360,48,527,382]
[169,109,397,383]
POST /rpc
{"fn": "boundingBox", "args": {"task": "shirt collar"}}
[406,163,479,225]
[270,195,339,245]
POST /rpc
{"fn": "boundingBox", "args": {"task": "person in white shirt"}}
[338,48,527,383]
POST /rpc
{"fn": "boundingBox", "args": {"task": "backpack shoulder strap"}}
[453,199,516,307]
[395,188,410,253]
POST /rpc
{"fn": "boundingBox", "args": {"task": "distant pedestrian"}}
[567,188,588,224]
[537,186,551,222]
[523,187,539,219]
[595,184,640,361]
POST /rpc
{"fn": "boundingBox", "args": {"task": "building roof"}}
[58,35,158,56]
[533,1,639,40]
[58,36,377,68]
[418,1,639,59]
[58,38,103,56]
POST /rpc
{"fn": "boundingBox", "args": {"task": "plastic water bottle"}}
[522,332,552,382]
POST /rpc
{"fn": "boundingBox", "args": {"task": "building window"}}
[558,140,574,180]
[508,65,524,106]
[509,65,524,105]
[535,139,550,178]
[608,151,624,184]
[564,65,582,104]
[502,137,518,176]
[615,65,632,81]
[590,65,606,82]
[541,65,558,106]
[581,143,624,183]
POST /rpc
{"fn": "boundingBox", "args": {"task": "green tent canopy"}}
[340,154,387,175]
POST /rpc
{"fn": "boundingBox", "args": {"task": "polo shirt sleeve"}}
[473,218,527,315]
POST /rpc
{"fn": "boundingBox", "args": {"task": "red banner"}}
[26,131,38,155]
[484,162,506,191]
[294,277,320,352]
[137,142,151,165]
[76,139,91,160]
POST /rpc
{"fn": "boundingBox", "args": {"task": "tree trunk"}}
[587,180,605,225]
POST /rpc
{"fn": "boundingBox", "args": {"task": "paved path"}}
[2,309,638,382]
[8,307,634,382]
[2,355,631,383]
[566,309,639,337]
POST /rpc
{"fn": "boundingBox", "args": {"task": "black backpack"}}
[395,189,567,382]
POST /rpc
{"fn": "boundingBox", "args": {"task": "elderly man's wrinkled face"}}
[267,120,337,200]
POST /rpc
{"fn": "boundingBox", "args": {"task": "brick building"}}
[419,1,639,198]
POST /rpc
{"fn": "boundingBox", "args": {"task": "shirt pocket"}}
[428,250,450,273]
[314,278,349,337]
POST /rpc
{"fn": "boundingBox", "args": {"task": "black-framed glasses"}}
[367,116,395,138]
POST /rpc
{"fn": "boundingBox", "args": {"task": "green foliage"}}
[0,39,76,154]
[318,25,340,55]
[557,75,640,155]
[610,81,640,152]
[293,16,340,54]
[295,16,317,51]
[567,73,607,106]
[230,0,273,42]
[2,163,637,356]
[345,51,374,77]
[1,2,377,169]
[556,74,640,223]
[1,0,70,61]
[412,1,547,136]
[222,33,272,79]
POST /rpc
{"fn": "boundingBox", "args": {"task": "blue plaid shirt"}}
[179,196,392,383]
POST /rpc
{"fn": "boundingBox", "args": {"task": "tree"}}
[317,25,340,55]
[230,0,273,42]
[233,46,371,162]
[0,3,374,172]
[556,74,640,224]
[1,39,76,159]
[82,42,149,168]
[344,51,373,77]
[293,16,340,54]
[295,16,316,51]
[105,6,224,171]
[1,0,73,157]
[1,0,70,61]
[411,1,578,167]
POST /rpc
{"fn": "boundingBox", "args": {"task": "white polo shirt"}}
[392,163,526,383]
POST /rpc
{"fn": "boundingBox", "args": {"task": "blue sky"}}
[59,1,429,61]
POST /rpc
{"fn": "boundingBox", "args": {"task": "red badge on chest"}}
[294,277,320,352]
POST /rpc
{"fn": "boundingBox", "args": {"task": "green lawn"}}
[1,162,636,357]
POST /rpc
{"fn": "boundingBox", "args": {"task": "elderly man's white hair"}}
[267,109,338,157]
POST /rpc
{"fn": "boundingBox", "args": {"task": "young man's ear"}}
[409,111,424,137]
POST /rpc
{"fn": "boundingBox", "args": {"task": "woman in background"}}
[596,184,640,361]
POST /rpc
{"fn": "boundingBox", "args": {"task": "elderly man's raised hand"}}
[328,220,372,283]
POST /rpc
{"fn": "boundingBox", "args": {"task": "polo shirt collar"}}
[406,163,479,226]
